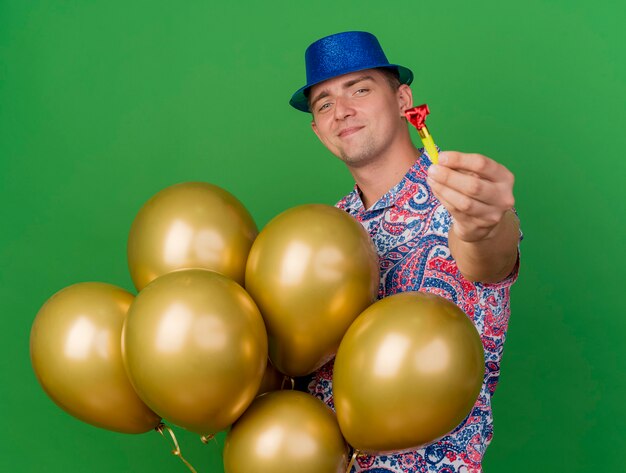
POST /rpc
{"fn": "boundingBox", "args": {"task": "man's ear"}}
[397,84,414,116]
[311,120,321,141]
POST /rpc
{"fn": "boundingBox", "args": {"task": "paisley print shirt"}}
[308,151,520,473]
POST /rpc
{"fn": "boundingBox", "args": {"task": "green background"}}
[1,0,624,471]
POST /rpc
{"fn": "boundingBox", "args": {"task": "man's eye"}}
[355,88,369,95]
[318,102,332,112]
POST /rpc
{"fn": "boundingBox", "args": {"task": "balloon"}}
[333,291,485,453]
[223,391,348,473]
[127,182,258,291]
[30,282,161,434]
[245,204,378,376]
[122,269,267,435]
[256,359,286,397]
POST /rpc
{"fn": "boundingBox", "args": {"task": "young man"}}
[290,31,521,472]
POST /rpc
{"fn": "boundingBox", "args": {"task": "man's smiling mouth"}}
[338,126,364,138]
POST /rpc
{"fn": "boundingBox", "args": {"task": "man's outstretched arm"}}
[427,151,520,283]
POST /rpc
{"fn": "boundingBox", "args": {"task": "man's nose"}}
[333,97,355,120]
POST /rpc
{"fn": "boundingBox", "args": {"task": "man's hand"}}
[426,151,519,283]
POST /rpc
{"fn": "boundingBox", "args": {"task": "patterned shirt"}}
[308,151,520,473]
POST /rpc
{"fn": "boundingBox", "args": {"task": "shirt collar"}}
[342,151,431,214]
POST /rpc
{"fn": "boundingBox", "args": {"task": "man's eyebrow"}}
[309,75,376,109]
[310,90,330,109]
[343,75,375,88]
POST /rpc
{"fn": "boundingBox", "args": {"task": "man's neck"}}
[348,142,420,210]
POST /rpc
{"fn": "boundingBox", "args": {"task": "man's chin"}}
[340,153,376,168]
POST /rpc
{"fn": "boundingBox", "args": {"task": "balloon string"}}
[155,422,199,473]
[281,375,295,390]
[346,448,361,473]
[200,434,217,445]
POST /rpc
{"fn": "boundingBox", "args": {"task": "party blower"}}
[405,104,439,164]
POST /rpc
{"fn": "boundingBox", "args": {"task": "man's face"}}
[309,69,410,168]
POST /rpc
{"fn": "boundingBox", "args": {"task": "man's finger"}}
[438,151,512,183]
[428,165,501,205]
[429,178,502,225]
